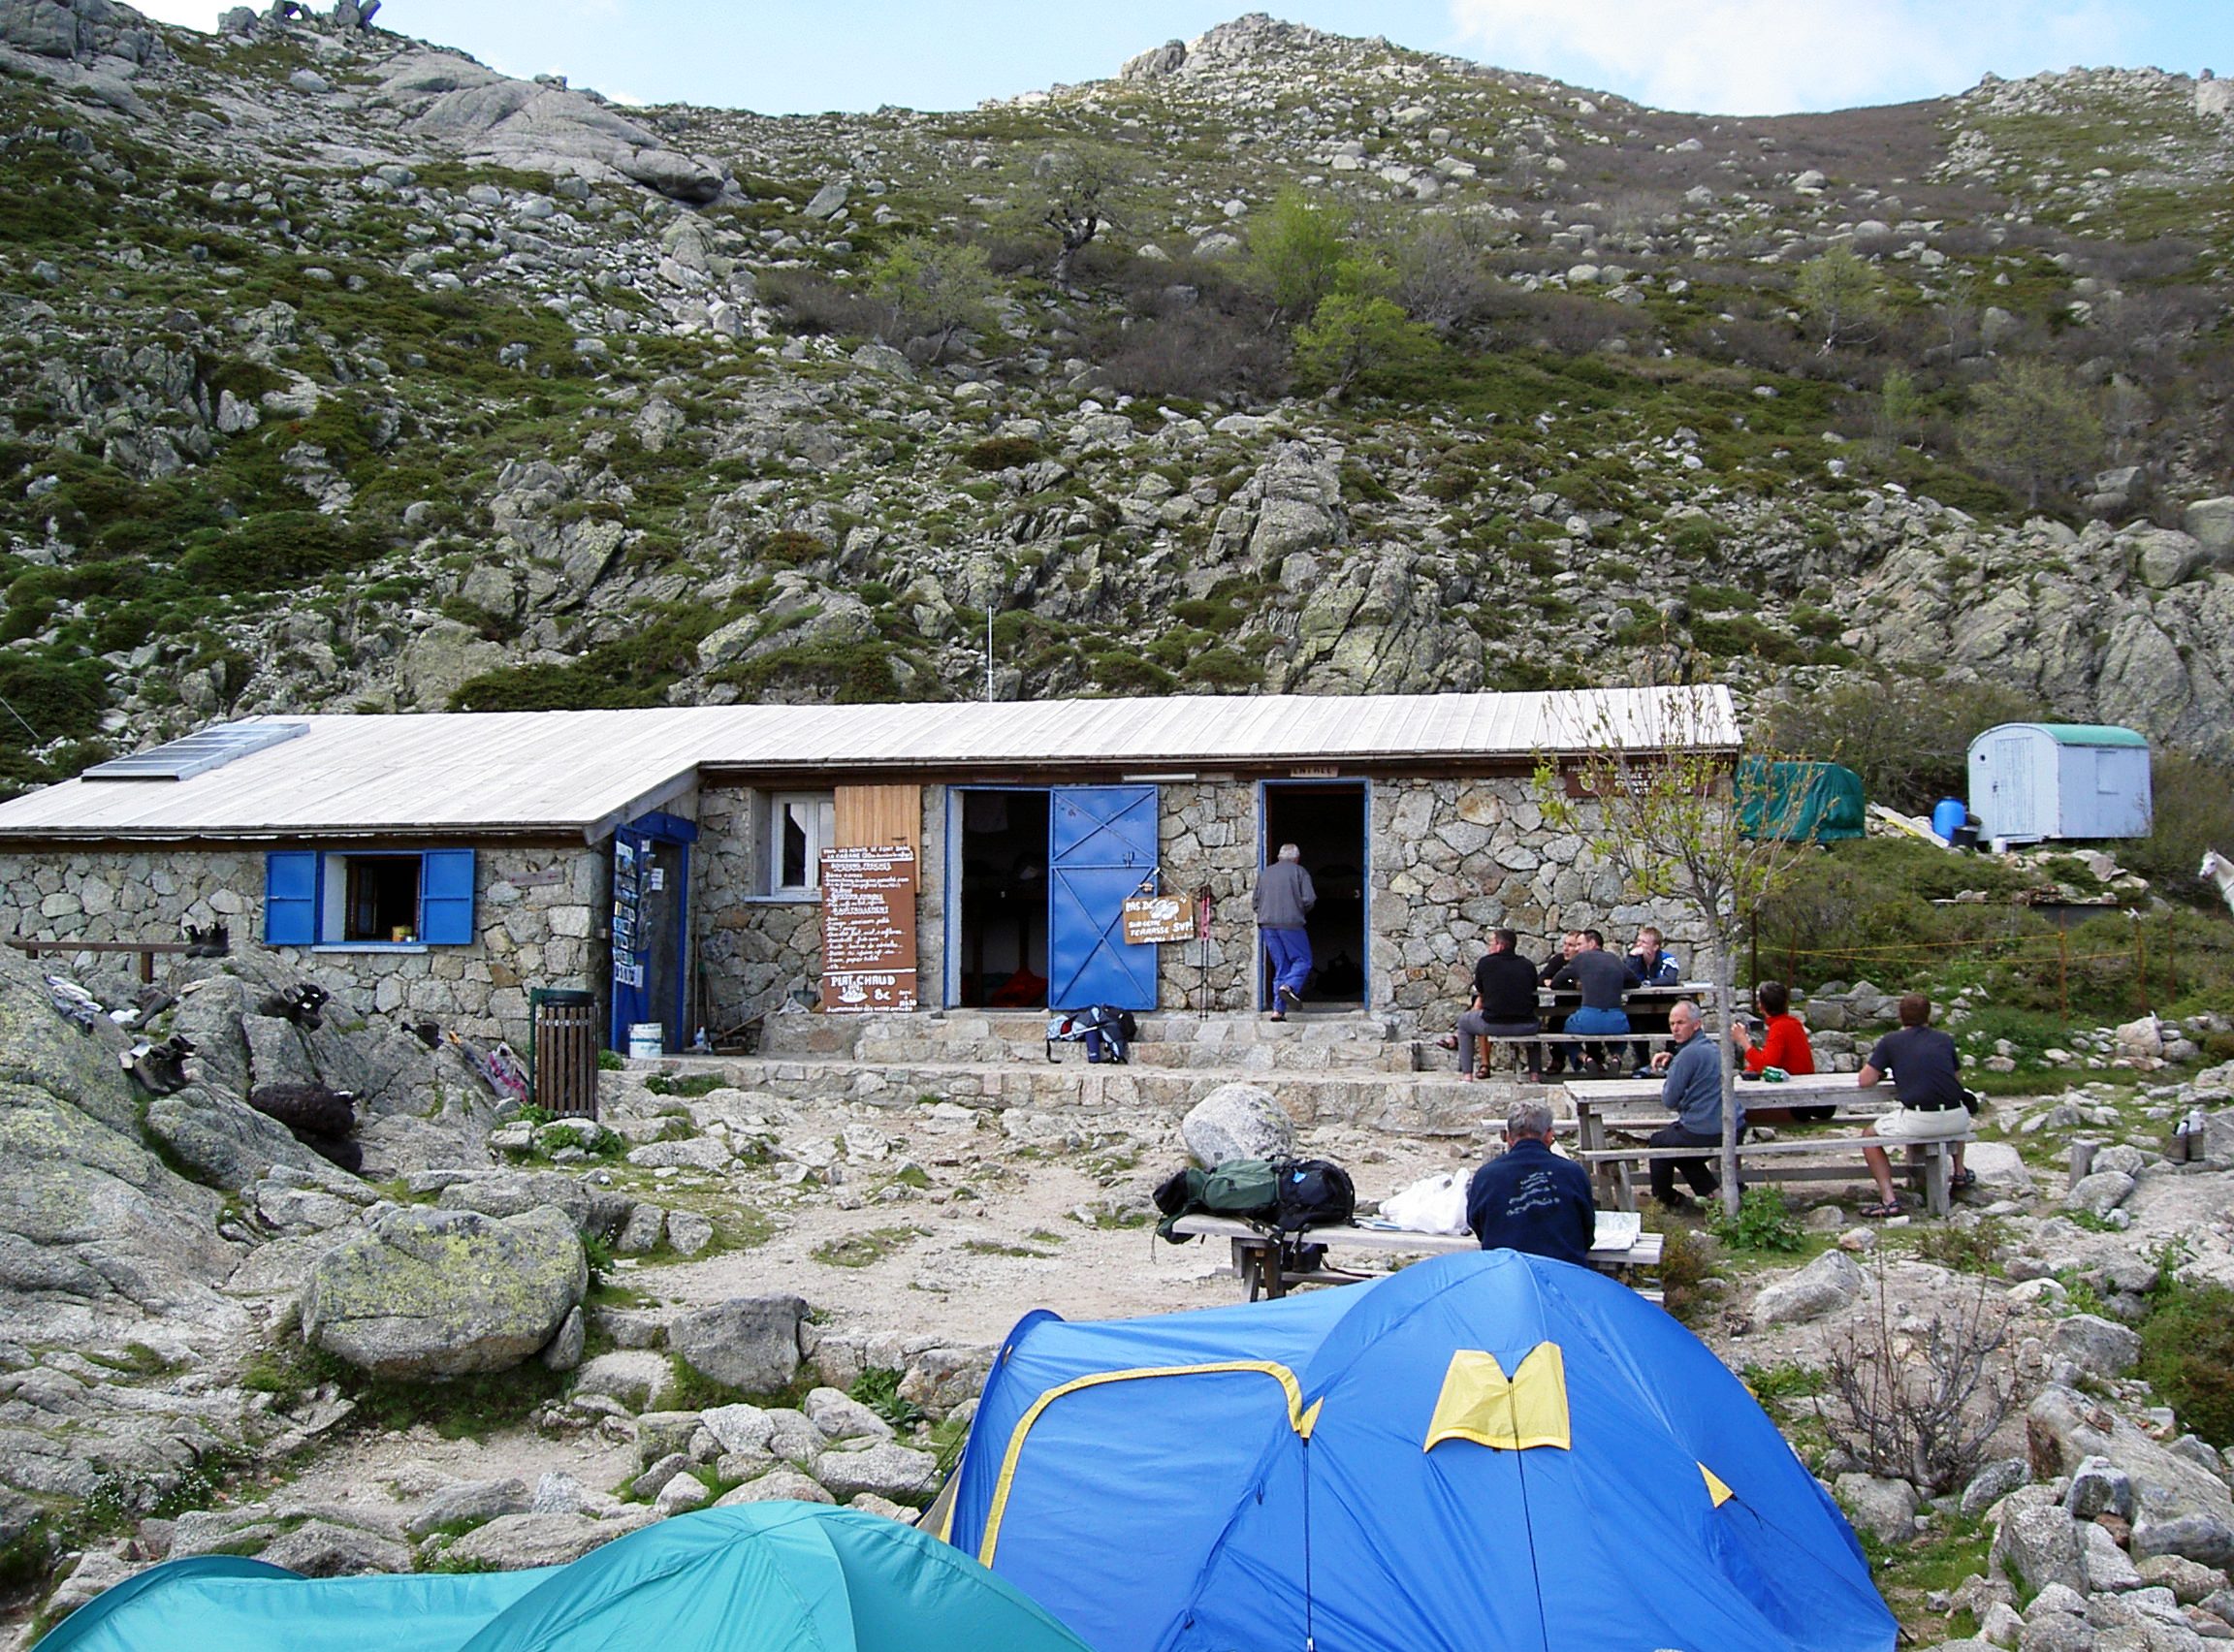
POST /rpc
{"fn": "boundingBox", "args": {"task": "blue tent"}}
[41,1503,1092,1652]
[940,1252,1896,1652]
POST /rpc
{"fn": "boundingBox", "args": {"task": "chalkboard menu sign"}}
[819,844,917,1014]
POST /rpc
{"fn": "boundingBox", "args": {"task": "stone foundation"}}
[0,842,601,1043]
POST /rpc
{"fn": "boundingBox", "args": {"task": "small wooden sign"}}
[820,844,918,1014]
[1121,892,1196,945]
[507,869,566,888]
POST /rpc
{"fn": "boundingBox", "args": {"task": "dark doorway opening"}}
[957,788,1050,1008]
[1261,781,1368,1009]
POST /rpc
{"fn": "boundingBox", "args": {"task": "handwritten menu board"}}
[819,844,917,1014]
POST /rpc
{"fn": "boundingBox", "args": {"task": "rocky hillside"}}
[2,1,2233,784]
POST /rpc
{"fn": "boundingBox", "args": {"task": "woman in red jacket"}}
[1734,980,1814,1074]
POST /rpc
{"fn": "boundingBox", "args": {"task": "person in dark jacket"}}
[1535,930,1582,1076]
[1467,1098,1596,1267]
[1856,993,1973,1216]
[1548,929,1631,1078]
[1452,929,1541,1080]
[1253,843,1316,1021]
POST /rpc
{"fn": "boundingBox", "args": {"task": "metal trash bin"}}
[531,988,599,1120]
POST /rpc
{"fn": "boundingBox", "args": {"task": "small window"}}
[767,792,836,895]
[342,854,420,942]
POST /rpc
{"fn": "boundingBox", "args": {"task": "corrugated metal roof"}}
[0,686,1739,842]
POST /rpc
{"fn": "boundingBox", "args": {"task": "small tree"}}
[1018,143,1132,292]
[1959,357,2103,510]
[1291,291,1437,398]
[869,236,998,363]
[1869,366,1924,454]
[1793,245,1885,355]
[1246,188,1356,327]
[1822,1263,2018,1494]
[1535,685,1818,1218]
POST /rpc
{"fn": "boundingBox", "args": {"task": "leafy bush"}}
[962,435,1044,472]
[849,1366,926,1433]
[177,511,385,591]
[2138,1262,2234,1446]
[1709,1186,1805,1254]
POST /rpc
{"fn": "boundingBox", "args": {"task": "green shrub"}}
[1709,1186,1805,1253]
[849,1366,926,1432]
[177,511,384,590]
[2138,1265,2234,1446]
[962,435,1045,472]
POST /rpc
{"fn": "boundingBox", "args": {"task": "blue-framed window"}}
[264,848,476,947]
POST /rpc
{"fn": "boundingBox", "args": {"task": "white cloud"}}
[1445,0,2131,113]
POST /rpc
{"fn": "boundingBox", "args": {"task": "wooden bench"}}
[7,937,199,984]
[1578,1133,1972,1218]
[1168,1214,1665,1302]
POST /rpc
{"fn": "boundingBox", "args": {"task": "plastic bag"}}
[1377,1170,1471,1236]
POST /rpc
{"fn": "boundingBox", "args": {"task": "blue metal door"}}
[608,812,696,1050]
[1047,786,1159,1010]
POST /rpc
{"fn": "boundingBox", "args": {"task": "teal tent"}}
[941,1251,1896,1652]
[1737,757,1866,842]
[41,1503,1092,1652]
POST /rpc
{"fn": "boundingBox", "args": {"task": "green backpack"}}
[1152,1159,1281,1243]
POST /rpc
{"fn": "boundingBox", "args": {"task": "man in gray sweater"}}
[1253,843,1316,1020]
[1646,1001,1738,1207]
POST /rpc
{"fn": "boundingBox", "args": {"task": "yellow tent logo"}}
[1422,1345,1571,1452]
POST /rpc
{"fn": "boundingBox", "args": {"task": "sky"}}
[125,0,2234,117]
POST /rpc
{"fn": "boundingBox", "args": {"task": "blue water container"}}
[1931,797,1967,841]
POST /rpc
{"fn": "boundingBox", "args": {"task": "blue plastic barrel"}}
[1931,797,1967,841]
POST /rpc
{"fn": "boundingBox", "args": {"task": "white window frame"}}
[765,791,836,897]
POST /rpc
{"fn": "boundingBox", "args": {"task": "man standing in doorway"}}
[1254,842,1316,1021]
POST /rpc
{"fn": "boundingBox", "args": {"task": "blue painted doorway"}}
[1046,785,1160,1011]
[609,810,697,1052]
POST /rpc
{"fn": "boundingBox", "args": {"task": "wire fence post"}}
[2166,909,2178,1004]
[2058,931,2069,1023]
[2136,922,2149,1014]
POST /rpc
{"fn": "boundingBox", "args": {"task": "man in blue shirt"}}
[1467,1098,1596,1267]
[1646,1000,1737,1208]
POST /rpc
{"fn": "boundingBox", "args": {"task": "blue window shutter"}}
[265,851,318,945]
[419,848,477,945]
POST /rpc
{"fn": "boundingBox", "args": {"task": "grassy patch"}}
[2136,1253,2234,1446]
[644,1073,727,1097]
[811,1226,926,1268]
[960,1237,1055,1258]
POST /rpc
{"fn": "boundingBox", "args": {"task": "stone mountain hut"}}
[0,687,1739,1052]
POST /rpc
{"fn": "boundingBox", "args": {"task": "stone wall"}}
[686,774,1717,1032]
[693,784,946,1032]
[0,842,601,1043]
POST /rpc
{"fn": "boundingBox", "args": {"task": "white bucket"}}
[626,1022,664,1060]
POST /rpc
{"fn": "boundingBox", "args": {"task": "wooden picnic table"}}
[1169,1214,1664,1302]
[1565,1072,1897,1206]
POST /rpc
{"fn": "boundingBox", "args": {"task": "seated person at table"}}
[1453,929,1542,1081]
[1625,924,1682,1075]
[1647,1001,1739,1208]
[1856,993,1974,1217]
[1467,1098,1596,1267]
[1534,931,1583,1075]
[1732,979,1831,1122]
[1548,929,1630,1078]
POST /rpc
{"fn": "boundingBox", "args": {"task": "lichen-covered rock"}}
[405,1478,529,1538]
[1181,1083,1295,1166]
[668,1295,806,1396]
[2028,1385,2234,1569]
[440,1509,649,1570]
[302,1205,586,1379]
[714,1468,834,1507]
[813,1442,939,1503]
[1750,1250,1864,1325]
[1991,1491,2088,1596]
[2051,1315,2143,1381]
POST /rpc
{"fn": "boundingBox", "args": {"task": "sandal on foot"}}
[1436,1034,1459,1051]
[1950,1168,1977,1191]
[1859,1198,1901,1219]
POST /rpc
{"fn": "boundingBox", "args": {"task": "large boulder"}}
[302,1206,586,1379]
[1990,1489,2088,1596]
[439,1510,647,1570]
[1835,1473,1921,1544]
[2028,1385,2234,1568]
[143,1084,330,1191]
[1181,1083,1295,1166]
[668,1295,808,1396]
[2050,1315,2142,1382]
[812,1443,939,1503]
[1750,1250,1865,1326]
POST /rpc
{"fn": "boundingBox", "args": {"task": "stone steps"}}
[760,1008,1422,1074]
[650,1051,1511,1136]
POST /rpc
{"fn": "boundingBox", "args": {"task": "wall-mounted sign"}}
[1121,893,1197,945]
[506,869,566,889]
[1289,765,1340,779]
[819,844,918,1014]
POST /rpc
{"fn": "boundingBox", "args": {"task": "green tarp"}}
[40,1504,1092,1652]
[1737,758,1866,842]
